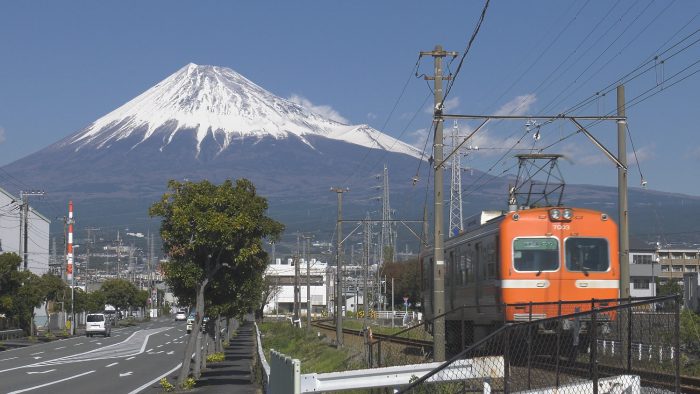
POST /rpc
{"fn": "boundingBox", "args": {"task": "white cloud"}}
[495,94,537,116]
[288,94,349,124]
[407,127,431,151]
[0,127,5,144]
[686,146,700,160]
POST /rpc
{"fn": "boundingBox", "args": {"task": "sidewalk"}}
[197,321,261,393]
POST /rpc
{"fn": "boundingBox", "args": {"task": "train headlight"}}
[549,208,573,222]
[549,208,561,221]
[562,209,573,220]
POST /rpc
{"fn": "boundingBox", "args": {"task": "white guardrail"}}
[255,324,639,394]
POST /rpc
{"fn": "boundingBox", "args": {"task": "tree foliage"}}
[101,278,139,311]
[383,258,421,308]
[149,178,283,384]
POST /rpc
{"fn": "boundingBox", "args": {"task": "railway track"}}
[311,320,433,349]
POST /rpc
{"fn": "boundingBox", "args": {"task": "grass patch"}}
[259,322,363,373]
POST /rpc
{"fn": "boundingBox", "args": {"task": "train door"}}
[474,242,481,307]
[448,250,456,311]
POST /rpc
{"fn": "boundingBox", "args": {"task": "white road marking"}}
[166,351,174,355]
[156,345,162,348]
[106,362,118,367]
[29,352,44,356]
[0,357,18,362]
[126,356,135,361]
[26,369,55,374]
[74,343,84,346]
[54,346,66,350]
[8,370,95,394]
[164,334,170,337]
[146,348,153,352]
[0,327,173,374]
[32,357,42,360]
[120,371,133,377]
[127,363,181,394]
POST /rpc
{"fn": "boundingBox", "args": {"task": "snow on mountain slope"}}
[65,63,422,159]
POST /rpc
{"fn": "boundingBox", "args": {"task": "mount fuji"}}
[4,63,700,247]
[1,64,432,235]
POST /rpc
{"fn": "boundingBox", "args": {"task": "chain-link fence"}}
[399,295,684,393]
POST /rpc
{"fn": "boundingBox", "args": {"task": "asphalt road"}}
[0,317,190,394]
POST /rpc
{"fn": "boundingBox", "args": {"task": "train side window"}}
[565,238,610,272]
[466,245,474,284]
[513,238,559,272]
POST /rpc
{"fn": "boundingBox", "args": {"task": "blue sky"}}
[1,1,699,195]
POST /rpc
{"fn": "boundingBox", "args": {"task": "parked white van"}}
[86,313,112,337]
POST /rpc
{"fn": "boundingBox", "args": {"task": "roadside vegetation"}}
[0,253,149,336]
[259,321,363,373]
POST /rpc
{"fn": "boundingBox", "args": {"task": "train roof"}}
[462,210,506,234]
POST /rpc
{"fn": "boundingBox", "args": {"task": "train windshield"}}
[565,238,609,272]
[513,238,559,272]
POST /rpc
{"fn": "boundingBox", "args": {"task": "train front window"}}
[565,238,609,272]
[513,238,559,272]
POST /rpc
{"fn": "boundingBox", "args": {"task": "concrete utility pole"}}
[19,190,45,270]
[304,235,312,331]
[617,85,630,299]
[421,45,457,362]
[294,233,300,323]
[363,214,370,328]
[331,187,348,348]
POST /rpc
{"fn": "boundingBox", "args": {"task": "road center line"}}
[8,370,95,394]
[106,362,118,367]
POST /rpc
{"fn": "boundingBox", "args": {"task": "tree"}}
[150,179,283,386]
[101,278,138,312]
[0,253,23,317]
[383,259,421,308]
[41,274,67,333]
[13,270,44,336]
[257,274,282,319]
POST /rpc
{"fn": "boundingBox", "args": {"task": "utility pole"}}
[19,190,45,271]
[116,231,122,279]
[363,214,370,329]
[617,85,629,299]
[294,233,300,324]
[331,187,348,348]
[421,44,457,362]
[85,228,98,292]
[303,235,312,331]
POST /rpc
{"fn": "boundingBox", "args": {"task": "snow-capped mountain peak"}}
[66,63,421,159]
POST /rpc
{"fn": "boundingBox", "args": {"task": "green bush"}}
[206,352,225,363]
[159,377,174,392]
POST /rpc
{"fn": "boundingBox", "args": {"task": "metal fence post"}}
[627,296,632,373]
[461,306,465,351]
[504,325,510,394]
[591,306,598,394]
[368,340,373,368]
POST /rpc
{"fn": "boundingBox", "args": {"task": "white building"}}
[263,258,329,316]
[0,187,50,275]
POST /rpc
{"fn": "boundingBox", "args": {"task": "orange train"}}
[421,206,619,346]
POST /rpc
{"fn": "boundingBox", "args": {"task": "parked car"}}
[86,313,112,337]
[175,309,187,321]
